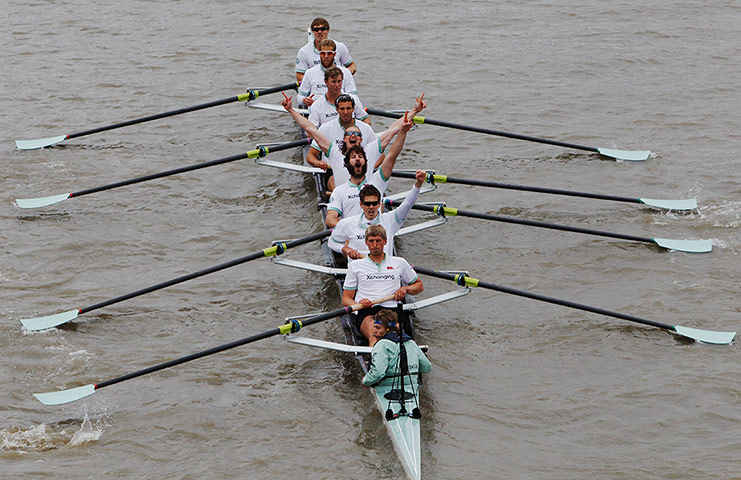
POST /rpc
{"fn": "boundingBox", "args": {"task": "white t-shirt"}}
[325,138,383,187]
[297,64,357,104]
[329,185,420,260]
[343,254,419,308]
[310,117,377,158]
[295,40,353,74]
[308,93,368,127]
[326,169,390,218]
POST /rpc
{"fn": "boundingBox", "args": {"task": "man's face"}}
[337,101,354,123]
[319,48,336,68]
[326,75,343,96]
[365,235,386,255]
[371,322,385,339]
[347,148,366,177]
[312,24,329,44]
[360,194,381,220]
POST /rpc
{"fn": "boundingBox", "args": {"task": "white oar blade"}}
[16,193,71,209]
[15,135,68,150]
[653,238,712,253]
[673,326,736,345]
[21,309,79,331]
[597,147,650,161]
[639,198,698,211]
[33,384,96,405]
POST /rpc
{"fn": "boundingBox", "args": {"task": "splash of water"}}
[68,412,102,446]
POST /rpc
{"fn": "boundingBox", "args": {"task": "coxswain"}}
[342,225,424,345]
[297,39,358,107]
[296,17,356,83]
[329,171,426,261]
[362,309,431,386]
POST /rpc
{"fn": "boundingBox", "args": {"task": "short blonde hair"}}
[365,224,387,241]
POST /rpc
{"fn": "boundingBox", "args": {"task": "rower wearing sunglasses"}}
[296,17,356,83]
[329,171,426,262]
[297,39,359,108]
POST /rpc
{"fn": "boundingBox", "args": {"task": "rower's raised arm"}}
[281,93,331,154]
[379,112,413,180]
[377,93,426,149]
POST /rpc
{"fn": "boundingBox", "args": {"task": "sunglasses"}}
[344,131,362,137]
[312,27,328,32]
[362,200,380,206]
[319,50,336,55]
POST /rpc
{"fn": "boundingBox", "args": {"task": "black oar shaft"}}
[366,108,598,153]
[390,171,640,204]
[96,304,352,390]
[78,229,331,315]
[67,82,299,139]
[385,199,654,244]
[413,266,674,331]
[71,139,310,198]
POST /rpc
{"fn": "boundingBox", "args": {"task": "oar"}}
[32,294,395,406]
[366,108,650,162]
[383,199,711,253]
[20,230,331,331]
[15,139,310,209]
[413,266,735,344]
[15,82,299,150]
[390,171,697,211]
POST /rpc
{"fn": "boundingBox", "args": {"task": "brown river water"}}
[1,1,739,478]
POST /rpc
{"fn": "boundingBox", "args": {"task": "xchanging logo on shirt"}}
[366,274,396,280]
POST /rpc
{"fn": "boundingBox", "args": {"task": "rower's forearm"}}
[407,281,424,296]
[306,147,323,167]
[394,185,421,221]
[328,236,346,254]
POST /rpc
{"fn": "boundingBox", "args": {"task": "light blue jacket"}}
[362,335,431,387]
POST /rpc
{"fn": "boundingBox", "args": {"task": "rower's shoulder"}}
[297,40,314,54]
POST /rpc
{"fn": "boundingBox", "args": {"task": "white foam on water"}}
[1,424,59,453]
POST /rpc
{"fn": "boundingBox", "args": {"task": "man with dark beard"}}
[323,112,413,228]
[281,93,423,197]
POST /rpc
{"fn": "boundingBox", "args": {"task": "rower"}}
[296,17,356,83]
[308,67,368,127]
[342,225,424,346]
[362,309,431,387]
[305,93,426,188]
[281,93,421,196]
[329,171,426,261]
[297,39,359,108]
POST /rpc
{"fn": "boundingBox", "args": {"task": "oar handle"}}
[366,108,598,153]
[385,199,654,244]
[413,266,675,331]
[348,294,397,312]
[390,171,640,204]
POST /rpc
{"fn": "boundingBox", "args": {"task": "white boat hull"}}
[372,385,422,480]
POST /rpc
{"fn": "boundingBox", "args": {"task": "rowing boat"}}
[247,93,473,477]
[306,129,423,478]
